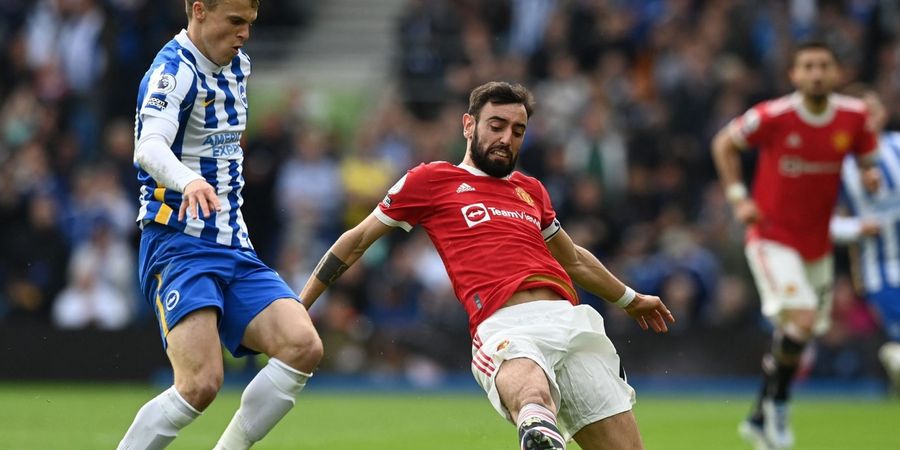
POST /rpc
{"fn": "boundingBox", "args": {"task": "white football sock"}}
[214,358,311,450]
[117,386,201,450]
[517,403,554,427]
[517,403,566,449]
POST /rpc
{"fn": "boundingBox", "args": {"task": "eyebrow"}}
[486,115,527,130]
[227,14,253,24]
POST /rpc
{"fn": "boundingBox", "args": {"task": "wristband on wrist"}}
[725,183,748,203]
[615,287,636,308]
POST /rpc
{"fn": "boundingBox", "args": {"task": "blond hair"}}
[185,0,260,19]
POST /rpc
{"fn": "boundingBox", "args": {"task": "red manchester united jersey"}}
[375,162,578,335]
[728,92,877,260]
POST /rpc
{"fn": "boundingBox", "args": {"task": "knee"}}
[784,312,816,340]
[176,369,223,411]
[772,320,811,366]
[299,330,325,369]
[275,326,323,373]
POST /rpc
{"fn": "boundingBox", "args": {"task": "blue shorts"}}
[138,223,298,357]
[869,287,900,342]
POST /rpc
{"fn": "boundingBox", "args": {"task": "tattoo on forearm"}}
[314,251,350,286]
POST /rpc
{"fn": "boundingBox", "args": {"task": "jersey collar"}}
[457,162,512,180]
[175,29,223,72]
[791,92,836,127]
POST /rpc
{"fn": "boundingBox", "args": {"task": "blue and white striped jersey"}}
[134,30,252,249]
[840,131,900,293]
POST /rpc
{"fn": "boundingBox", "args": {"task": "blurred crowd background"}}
[1,0,898,385]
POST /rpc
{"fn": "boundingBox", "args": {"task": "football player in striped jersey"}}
[118,2,322,449]
[831,90,900,396]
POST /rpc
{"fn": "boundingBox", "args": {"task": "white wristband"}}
[725,183,748,203]
[615,287,636,308]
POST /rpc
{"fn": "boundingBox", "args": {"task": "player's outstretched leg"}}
[119,308,222,449]
[762,330,807,449]
[214,358,311,449]
[517,403,566,450]
[740,354,778,450]
[117,386,201,450]
[214,299,322,450]
[761,327,805,449]
[742,327,805,450]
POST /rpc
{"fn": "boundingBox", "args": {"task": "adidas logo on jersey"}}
[456,183,476,193]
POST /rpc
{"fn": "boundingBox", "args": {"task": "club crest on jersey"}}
[238,82,248,107]
[515,187,535,207]
[832,131,851,153]
[154,74,177,95]
[461,203,491,228]
[784,284,798,297]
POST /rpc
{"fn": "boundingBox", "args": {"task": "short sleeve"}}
[536,181,561,241]
[138,60,196,127]
[374,164,431,232]
[852,112,879,158]
[727,103,772,149]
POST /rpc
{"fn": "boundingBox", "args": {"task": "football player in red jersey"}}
[300,81,674,450]
[712,41,880,450]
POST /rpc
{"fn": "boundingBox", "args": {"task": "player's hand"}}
[732,198,761,225]
[179,179,221,221]
[623,293,675,333]
[861,219,881,237]
[861,166,880,193]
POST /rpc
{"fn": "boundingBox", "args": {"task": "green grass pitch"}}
[1,383,898,449]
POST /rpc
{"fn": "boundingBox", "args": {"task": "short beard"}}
[469,129,517,178]
[808,93,828,103]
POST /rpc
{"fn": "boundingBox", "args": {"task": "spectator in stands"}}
[52,215,134,330]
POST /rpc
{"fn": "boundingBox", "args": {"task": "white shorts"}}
[745,238,834,335]
[471,300,635,440]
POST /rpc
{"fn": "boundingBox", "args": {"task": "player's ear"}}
[192,1,206,20]
[462,113,475,140]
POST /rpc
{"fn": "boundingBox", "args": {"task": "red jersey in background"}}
[728,92,877,260]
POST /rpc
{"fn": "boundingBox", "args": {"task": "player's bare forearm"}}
[548,229,675,332]
[547,229,627,302]
[712,129,761,223]
[300,213,392,309]
[568,245,630,302]
[300,235,364,309]
[711,128,744,190]
[299,277,327,309]
[567,245,675,333]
